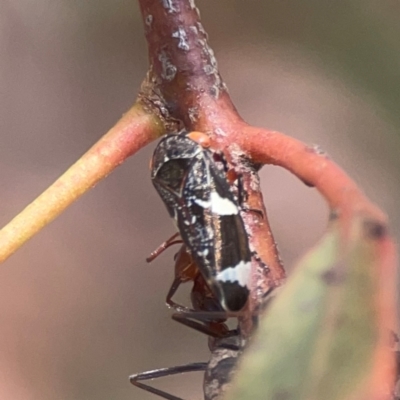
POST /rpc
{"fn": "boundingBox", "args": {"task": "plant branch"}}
[138,0,240,129]
[241,125,386,222]
[137,0,286,318]
[0,102,163,263]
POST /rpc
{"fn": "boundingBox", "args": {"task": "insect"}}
[146,236,238,338]
[130,334,240,400]
[130,244,241,400]
[150,131,252,312]
[129,334,240,400]
[166,244,238,338]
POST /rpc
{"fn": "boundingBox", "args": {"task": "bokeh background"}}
[1,1,399,399]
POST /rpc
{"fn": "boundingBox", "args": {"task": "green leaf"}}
[226,219,381,400]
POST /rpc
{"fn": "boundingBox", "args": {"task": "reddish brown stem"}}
[138,0,240,129]
[370,227,397,399]
[241,125,386,222]
[137,1,286,310]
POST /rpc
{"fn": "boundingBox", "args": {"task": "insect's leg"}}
[166,277,191,313]
[129,362,207,400]
[147,233,182,262]
[172,311,238,338]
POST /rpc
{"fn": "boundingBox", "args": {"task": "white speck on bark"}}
[158,51,177,81]
[162,0,179,13]
[145,14,153,27]
[172,27,190,51]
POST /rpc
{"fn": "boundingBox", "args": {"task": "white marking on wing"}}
[216,261,251,287]
[194,198,211,208]
[194,191,238,215]
[210,192,238,215]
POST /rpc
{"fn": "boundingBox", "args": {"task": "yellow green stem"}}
[0,102,163,263]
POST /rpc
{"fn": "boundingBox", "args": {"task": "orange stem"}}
[0,102,163,262]
[242,126,386,223]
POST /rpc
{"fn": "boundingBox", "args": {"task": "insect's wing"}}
[179,151,251,312]
[151,135,201,218]
[151,134,252,312]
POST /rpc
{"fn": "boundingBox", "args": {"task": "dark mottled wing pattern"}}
[151,134,251,311]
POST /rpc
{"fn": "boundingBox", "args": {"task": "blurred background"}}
[0,0,399,399]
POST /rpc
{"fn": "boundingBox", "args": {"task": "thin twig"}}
[0,102,163,262]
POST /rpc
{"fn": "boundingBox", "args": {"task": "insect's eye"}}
[156,158,191,191]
